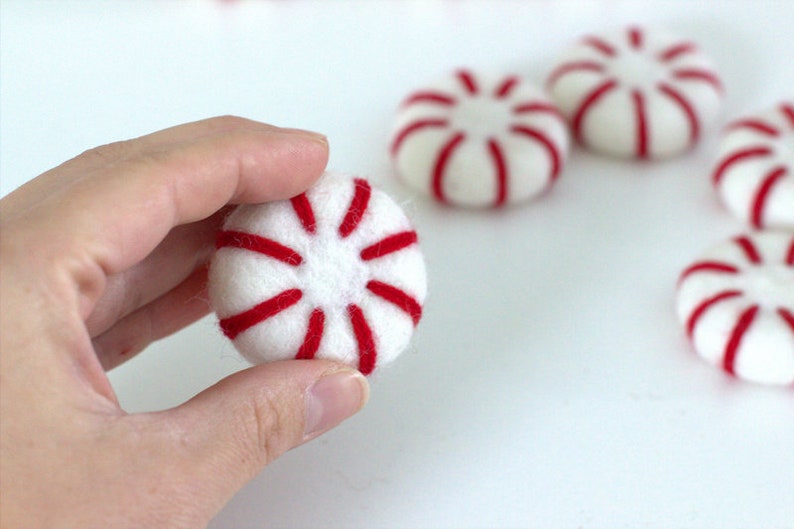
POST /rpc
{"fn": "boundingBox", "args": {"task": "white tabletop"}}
[2,1,793,528]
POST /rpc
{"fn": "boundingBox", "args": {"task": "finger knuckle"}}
[241,390,293,467]
[79,139,135,165]
[212,114,251,129]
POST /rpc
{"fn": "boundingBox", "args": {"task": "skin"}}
[0,116,369,529]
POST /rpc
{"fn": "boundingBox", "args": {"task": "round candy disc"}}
[676,232,794,385]
[712,101,794,230]
[208,172,427,376]
[547,26,723,159]
[390,69,569,208]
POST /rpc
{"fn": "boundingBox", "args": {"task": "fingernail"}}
[304,370,369,440]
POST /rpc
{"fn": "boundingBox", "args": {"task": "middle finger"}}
[84,209,227,337]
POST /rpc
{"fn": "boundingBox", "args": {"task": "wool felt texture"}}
[712,102,794,230]
[547,25,723,160]
[676,231,794,386]
[208,172,427,376]
[390,69,570,208]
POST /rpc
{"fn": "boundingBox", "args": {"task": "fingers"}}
[7,116,328,320]
[92,265,211,370]
[153,361,368,518]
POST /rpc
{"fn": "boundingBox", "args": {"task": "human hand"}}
[0,117,370,528]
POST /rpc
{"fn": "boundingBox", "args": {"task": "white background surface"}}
[2,1,793,528]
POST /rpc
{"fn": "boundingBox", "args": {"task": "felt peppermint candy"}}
[390,69,569,208]
[208,172,427,376]
[712,102,794,230]
[676,232,794,386]
[547,26,723,159]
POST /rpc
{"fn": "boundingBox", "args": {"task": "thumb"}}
[159,359,368,515]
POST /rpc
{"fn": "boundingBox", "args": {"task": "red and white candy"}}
[390,69,569,208]
[676,232,794,386]
[208,172,427,376]
[547,26,723,159]
[712,102,794,230]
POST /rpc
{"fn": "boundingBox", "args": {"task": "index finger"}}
[2,116,318,214]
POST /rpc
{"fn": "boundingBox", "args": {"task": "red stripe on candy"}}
[727,119,780,138]
[402,91,457,107]
[290,193,316,234]
[571,79,618,145]
[390,119,449,157]
[432,132,467,203]
[750,166,788,229]
[582,36,617,57]
[366,280,423,325]
[339,179,372,238]
[787,237,794,265]
[781,103,794,129]
[779,308,794,333]
[360,231,418,261]
[510,125,562,182]
[632,89,649,159]
[686,290,743,338]
[495,76,519,99]
[658,42,696,62]
[679,261,740,284]
[628,27,643,49]
[348,304,377,375]
[295,308,325,360]
[487,138,509,207]
[546,61,605,89]
[457,70,479,95]
[733,236,763,264]
[712,146,773,185]
[723,304,760,375]
[657,82,700,147]
[216,230,303,266]
[672,68,723,93]
[512,102,566,122]
[220,289,303,340]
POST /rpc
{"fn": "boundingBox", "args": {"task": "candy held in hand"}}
[390,69,569,208]
[208,172,427,376]
[676,232,794,386]
[712,102,794,230]
[547,26,723,159]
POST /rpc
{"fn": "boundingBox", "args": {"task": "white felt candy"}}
[676,232,794,386]
[208,172,427,376]
[712,101,794,230]
[547,26,723,159]
[390,69,569,208]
